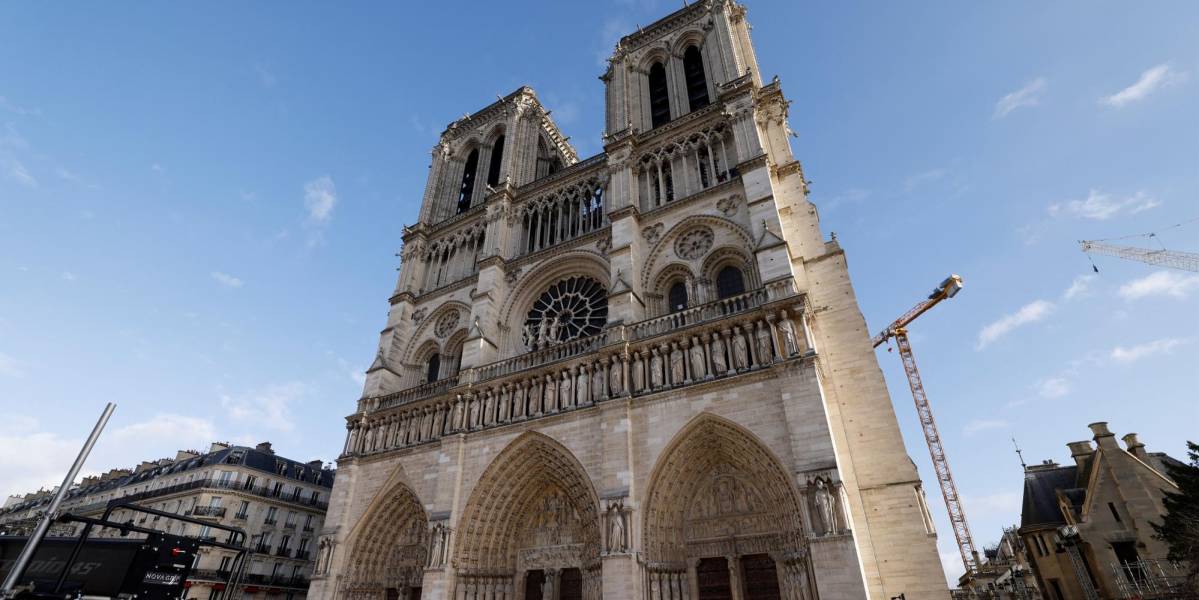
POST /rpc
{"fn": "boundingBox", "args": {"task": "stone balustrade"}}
[341,282,808,459]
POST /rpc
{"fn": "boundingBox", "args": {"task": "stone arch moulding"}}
[453,431,603,587]
[401,300,471,365]
[640,214,754,291]
[670,29,708,55]
[496,249,610,355]
[641,412,808,565]
[339,471,430,599]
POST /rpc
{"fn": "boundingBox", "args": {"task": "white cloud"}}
[904,168,947,191]
[964,491,1022,518]
[963,419,1008,435]
[940,550,965,587]
[1063,275,1095,301]
[821,188,870,212]
[304,176,337,224]
[4,159,37,188]
[151,163,165,173]
[0,352,24,377]
[1101,63,1187,108]
[220,382,312,432]
[0,425,81,499]
[61,271,76,282]
[976,300,1055,350]
[595,18,632,67]
[1036,376,1071,399]
[1048,189,1159,220]
[254,63,278,88]
[994,77,1047,119]
[1118,271,1199,300]
[111,414,217,446]
[0,96,42,117]
[210,271,244,288]
[1111,338,1189,363]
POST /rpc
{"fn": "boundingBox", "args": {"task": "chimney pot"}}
[1088,422,1113,437]
[1122,432,1148,460]
[1067,441,1093,466]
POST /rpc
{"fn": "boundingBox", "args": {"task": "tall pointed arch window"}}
[425,353,441,383]
[486,135,505,187]
[457,149,479,214]
[716,266,746,299]
[668,281,688,313]
[683,46,709,111]
[648,62,671,129]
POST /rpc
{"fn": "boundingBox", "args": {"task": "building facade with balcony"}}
[312,2,949,600]
[1018,423,1189,600]
[0,441,334,600]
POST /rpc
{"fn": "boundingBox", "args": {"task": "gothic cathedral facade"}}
[310,3,948,599]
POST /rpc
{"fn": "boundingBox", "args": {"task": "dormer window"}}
[649,62,671,128]
[683,46,709,111]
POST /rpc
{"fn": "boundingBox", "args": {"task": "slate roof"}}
[1019,464,1077,529]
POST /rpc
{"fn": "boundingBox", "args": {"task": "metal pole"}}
[0,402,115,597]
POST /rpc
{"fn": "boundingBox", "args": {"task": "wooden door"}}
[740,554,781,600]
[524,570,545,600]
[559,568,583,600]
[696,557,732,600]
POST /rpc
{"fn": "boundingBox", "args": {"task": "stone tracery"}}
[339,481,428,600]
[454,432,602,600]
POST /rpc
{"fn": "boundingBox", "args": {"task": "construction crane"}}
[1080,240,1199,273]
[872,274,980,574]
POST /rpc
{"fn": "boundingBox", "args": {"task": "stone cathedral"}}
[310,2,948,600]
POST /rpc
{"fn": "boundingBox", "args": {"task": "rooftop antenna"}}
[1012,437,1027,471]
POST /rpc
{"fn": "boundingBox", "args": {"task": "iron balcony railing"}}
[112,478,329,511]
[263,518,277,526]
[188,505,226,518]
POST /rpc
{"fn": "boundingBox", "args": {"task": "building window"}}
[716,266,746,299]
[648,62,671,128]
[457,149,479,214]
[1108,502,1122,523]
[272,482,284,497]
[683,45,709,111]
[309,490,320,504]
[425,353,441,383]
[668,281,688,313]
[243,475,256,490]
[522,276,609,350]
[486,135,505,187]
[304,514,313,530]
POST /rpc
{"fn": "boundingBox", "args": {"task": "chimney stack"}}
[1089,421,1120,449]
[256,442,275,454]
[1067,441,1093,467]
[1122,433,1149,461]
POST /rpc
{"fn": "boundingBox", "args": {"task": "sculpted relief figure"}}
[547,315,562,345]
[606,503,627,553]
[756,324,773,365]
[689,337,707,380]
[814,478,838,535]
[560,370,573,408]
[669,344,685,385]
[778,314,801,356]
[537,317,550,348]
[732,328,750,371]
[649,349,664,389]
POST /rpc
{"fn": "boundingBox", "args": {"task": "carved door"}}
[696,557,733,600]
[524,570,545,600]
[559,568,583,600]
[408,588,422,600]
[740,554,781,600]
[385,588,399,600]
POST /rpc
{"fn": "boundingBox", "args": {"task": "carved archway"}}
[454,432,602,599]
[498,250,610,355]
[340,481,429,600]
[642,414,814,599]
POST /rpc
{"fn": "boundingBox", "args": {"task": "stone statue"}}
[778,315,800,356]
[632,352,645,391]
[609,357,623,394]
[732,328,749,371]
[592,366,605,400]
[544,374,557,413]
[547,315,561,345]
[670,344,685,384]
[689,337,706,380]
[711,332,727,374]
[650,349,664,389]
[756,323,773,365]
[560,370,573,408]
[814,478,837,535]
[429,524,444,567]
[537,317,550,348]
[523,323,537,350]
[606,504,627,553]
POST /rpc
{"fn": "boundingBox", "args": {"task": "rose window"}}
[523,276,608,350]
[675,226,714,260]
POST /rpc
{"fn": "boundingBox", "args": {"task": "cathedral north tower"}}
[312,3,950,599]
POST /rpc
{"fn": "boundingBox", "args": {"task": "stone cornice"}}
[633,102,723,148]
[636,176,742,222]
[512,153,608,201]
[412,275,478,305]
[505,226,612,271]
[616,0,713,54]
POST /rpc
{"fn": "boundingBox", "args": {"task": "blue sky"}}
[2,0,1196,583]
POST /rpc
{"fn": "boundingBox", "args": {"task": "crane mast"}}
[1080,240,1199,273]
[874,275,979,574]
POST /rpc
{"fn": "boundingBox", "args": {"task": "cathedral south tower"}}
[309,2,950,599]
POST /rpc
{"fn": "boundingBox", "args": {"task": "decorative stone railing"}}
[367,376,459,413]
[341,281,808,459]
